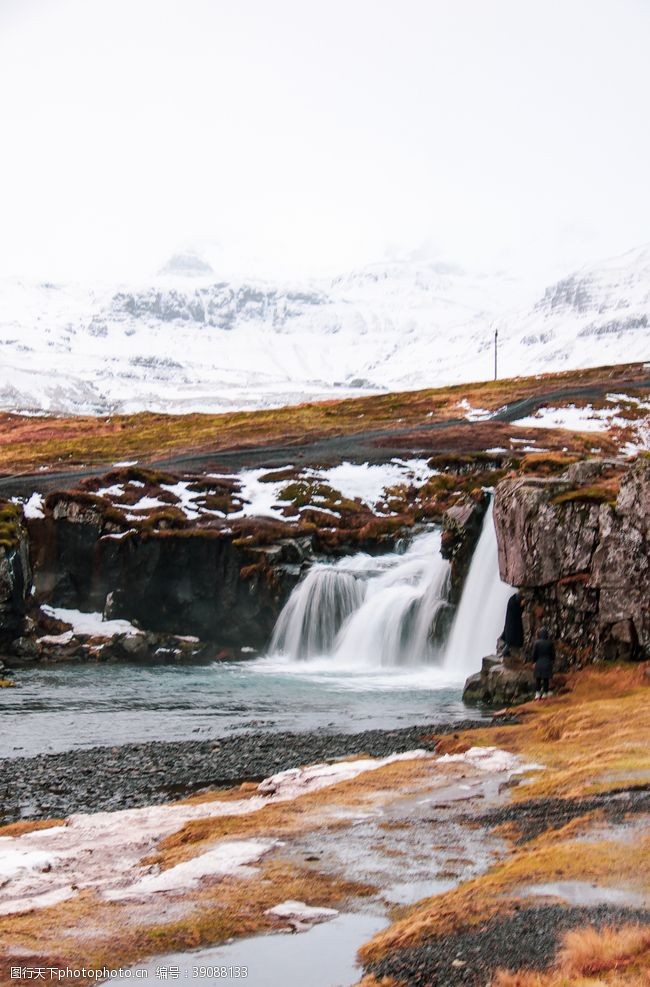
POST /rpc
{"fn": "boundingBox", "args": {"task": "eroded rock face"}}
[0,507,32,647]
[441,493,489,602]
[103,531,305,649]
[27,496,314,650]
[493,458,650,664]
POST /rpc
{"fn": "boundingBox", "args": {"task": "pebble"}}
[368,904,650,986]
[0,718,499,823]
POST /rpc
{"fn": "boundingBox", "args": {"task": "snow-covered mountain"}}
[0,246,648,415]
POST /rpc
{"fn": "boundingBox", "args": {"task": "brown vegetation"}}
[0,362,644,474]
[494,923,650,985]
[359,665,650,967]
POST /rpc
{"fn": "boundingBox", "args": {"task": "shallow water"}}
[109,913,388,987]
[520,880,648,908]
[0,657,484,758]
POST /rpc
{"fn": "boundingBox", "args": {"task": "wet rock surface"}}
[441,494,489,603]
[0,719,495,824]
[0,506,31,647]
[367,904,650,986]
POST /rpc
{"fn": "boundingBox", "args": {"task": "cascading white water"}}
[443,502,513,676]
[270,566,366,659]
[270,530,452,667]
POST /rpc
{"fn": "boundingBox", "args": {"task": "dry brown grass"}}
[494,924,650,985]
[0,818,65,838]
[148,754,442,870]
[0,361,643,472]
[357,976,402,987]
[0,858,375,986]
[359,665,650,967]
[436,664,650,802]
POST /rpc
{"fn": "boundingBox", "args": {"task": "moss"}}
[278,479,365,517]
[520,452,581,475]
[0,501,23,548]
[139,507,191,531]
[195,492,241,514]
[551,485,617,506]
[257,467,301,483]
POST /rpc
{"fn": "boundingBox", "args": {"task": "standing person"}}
[532,627,555,700]
[499,591,524,657]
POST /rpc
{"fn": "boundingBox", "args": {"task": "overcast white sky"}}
[0,0,648,282]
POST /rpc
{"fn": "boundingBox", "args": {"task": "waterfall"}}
[270,530,452,666]
[270,566,366,659]
[443,502,513,676]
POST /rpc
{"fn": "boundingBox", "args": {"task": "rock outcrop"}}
[463,655,536,705]
[103,530,309,649]
[27,499,312,651]
[493,457,650,665]
[0,502,32,647]
[441,492,489,602]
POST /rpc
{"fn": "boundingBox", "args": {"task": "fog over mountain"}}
[1,244,647,415]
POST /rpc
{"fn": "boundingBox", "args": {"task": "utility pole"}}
[494,327,499,381]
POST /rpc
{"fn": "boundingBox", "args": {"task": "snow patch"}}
[0,749,431,915]
[0,847,57,881]
[257,749,430,798]
[37,631,74,646]
[0,885,76,917]
[317,459,433,510]
[457,399,493,422]
[437,746,543,774]
[106,841,276,899]
[41,605,143,637]
[265,899,338,925]
[513,404,617,432]
[19,493,45,519]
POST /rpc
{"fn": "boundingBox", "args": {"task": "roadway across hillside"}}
[0,363,648,499]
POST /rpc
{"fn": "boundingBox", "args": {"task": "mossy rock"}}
[551,485,616,507]
[0,502,24,549]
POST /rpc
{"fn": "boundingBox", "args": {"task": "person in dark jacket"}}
[532,627,555,699]
[499,592,524,656]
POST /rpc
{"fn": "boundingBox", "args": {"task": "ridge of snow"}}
[0,244,647,416]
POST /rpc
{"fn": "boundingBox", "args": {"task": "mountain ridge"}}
[0,245,648,415]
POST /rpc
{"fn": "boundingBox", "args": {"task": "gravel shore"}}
[0,718,501,823]
[469,785,650,842]
[367,904,650,985]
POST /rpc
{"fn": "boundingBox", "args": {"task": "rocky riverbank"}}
[1,665,649,987]
[0,719,500,824]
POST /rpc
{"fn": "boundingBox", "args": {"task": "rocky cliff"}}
[26,497,311,653]
[0,503,31,648]
[493,456,650,666]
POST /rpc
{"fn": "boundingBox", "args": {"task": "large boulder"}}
[463,654,536,706]
[493,458,650,664]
